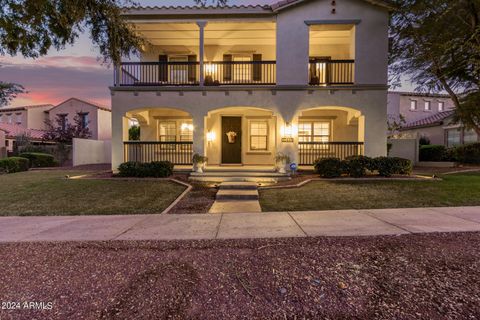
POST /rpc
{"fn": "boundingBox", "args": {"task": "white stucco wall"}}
[97,109,112,140]
[276,0,388,85]
[388,138,419,164]
[73,138,112,166]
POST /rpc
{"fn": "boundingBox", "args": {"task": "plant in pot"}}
[275,152,291,174]
[192,153,208,173]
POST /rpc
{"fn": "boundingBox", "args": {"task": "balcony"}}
[115,60,276,86]
[308,59,355,86]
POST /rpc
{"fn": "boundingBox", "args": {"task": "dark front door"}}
[222,116,242,164]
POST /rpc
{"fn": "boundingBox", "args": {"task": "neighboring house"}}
[47,98,112,140]
[399,110,480,147]
[387,91,455,124]
[0,123,47,153]
[0,104,53,129]
[111,0,392,170]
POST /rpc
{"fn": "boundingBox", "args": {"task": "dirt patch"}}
[0,233,479,319]
[168,182,217,214]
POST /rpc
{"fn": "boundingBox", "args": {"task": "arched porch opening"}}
[293,106,365,165]
[205,106,280,166]
[123,107,194,165]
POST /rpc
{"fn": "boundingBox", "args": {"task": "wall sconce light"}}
[281,122,297,142]
[206,131,216,143]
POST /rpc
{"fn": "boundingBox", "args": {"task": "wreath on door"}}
[226,131,237,143]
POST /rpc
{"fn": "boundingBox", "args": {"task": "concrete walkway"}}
[1,206,480,242]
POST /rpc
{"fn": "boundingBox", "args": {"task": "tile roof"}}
[49,97,111,112]
[271,0,395,10]
[0,104,53,112]
[400,110,455,130]
[389,91,451,98]
[0,123,46,140]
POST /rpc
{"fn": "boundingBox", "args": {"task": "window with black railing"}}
[308,59,355,85]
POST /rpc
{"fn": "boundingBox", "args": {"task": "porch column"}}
[111,113,130,172]
[197,21,207,86]
[192,112,206,156]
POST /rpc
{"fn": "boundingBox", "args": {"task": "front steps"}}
[189,170,291,183]
[209,182,261,213]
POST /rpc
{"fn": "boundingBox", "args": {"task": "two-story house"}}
[111,0,392,172]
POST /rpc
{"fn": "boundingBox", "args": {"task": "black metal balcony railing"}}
[308,60,355,85]
[298,141,364,165]
[124,141,193,165]
[115,61,276,86]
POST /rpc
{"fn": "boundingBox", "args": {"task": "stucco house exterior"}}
[110,0,392,171]
[0,128,6,158]
[48,98,112,141]
[387,91,455,124]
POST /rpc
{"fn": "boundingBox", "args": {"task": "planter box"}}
[416,161,457,168]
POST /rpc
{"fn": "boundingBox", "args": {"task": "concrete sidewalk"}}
[1,206,480,242]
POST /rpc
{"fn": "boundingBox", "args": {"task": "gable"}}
[271,0,394,12]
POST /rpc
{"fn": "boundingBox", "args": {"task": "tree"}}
[128,125,140,141]
[43,114,92,144]
[390,0,480,138]
[387,114,406,138]
[0,0,144,103]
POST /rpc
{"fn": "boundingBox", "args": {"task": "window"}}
[179,122,193,142]
[464,129,478,144]
[250,121,268,151]
[169,56,188,83]
[233,55,252,83]
[78,113,89,129]
[438,101,444,112]
[7,114,12,124]
[446,128,461,147]
[15,113,22,125]
[58,114,68,130]
[424,101,431,111]
[158,121,177,142]
[410,100,417,110]
[298,121,330,143]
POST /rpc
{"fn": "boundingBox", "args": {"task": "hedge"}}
[0,157,30,173]
[419,145,448,162]
[314,156,412,178]
[314,157,345,178]
[19,152,57,168]
[118,161,174,178]
[453,143,480,164]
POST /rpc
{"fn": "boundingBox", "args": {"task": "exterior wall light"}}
[181,123,194,131]
[281,122,297,142]
[206,131,216,143]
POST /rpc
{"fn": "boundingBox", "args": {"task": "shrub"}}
[419,145,447,162]
[453,143,480,164]
[344,155,374,177]
[118,161,174,178]
[19,152,57,168]
[0,157,29,173]
[314,157,345,178]
[373,157,412,177]
[419,136,431,145]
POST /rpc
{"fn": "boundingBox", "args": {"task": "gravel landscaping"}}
[0,232,479,319]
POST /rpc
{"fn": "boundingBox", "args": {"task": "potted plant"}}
[275,152,291,174]
[192,153,208,173]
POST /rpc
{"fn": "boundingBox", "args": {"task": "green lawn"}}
[0,170,186,216]
[259,172,480,212]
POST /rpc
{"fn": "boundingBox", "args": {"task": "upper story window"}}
[249,120,268,151]
[6,114,12,124]
[410,100,417,110]
[438,101,444,111]
[424,101,431,111]
[58,114,68,130]
[78,112,89,129]
[15,113,22,125]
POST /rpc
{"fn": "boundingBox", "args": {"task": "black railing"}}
[298,141,364,165]
[124,141,193,165]
[308,60,355,85]
[204,61,276,85]
[114,61,276,86]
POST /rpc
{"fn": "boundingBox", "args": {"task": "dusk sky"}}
[0,0,411,108]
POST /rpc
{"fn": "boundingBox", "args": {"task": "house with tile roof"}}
[110,0,392,173]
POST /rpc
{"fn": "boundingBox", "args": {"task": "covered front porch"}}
[119,105,365,172]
